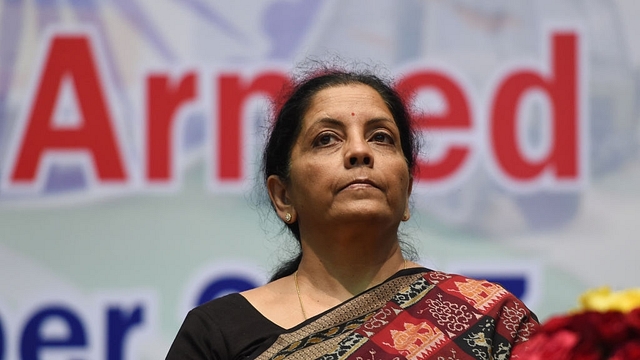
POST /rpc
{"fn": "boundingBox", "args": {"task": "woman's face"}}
[283,84,412,230]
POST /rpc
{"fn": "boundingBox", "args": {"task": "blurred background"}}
[1,0,639,358]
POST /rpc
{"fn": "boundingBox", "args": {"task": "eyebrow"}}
[303,117,344,138]
[366,117,396,127]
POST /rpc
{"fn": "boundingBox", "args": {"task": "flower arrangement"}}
[512,287,640,359]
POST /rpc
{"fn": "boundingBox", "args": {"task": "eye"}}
[313,132,339,147]
[370,131,394,144]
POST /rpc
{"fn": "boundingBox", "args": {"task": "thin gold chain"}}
[294,271,308,320]
[294,259,407,321]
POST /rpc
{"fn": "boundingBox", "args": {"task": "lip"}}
[341,178,379,191]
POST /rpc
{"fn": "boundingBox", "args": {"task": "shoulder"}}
[421,270,539,320]
[166,293,284,360]
[175,293,258,336]
[166,294,246,360]
[241,276,290,305]
[411,270,540,343]
[421,270,513,296]
[192,292,286,334]
[192,292,251,319]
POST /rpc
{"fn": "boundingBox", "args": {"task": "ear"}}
[267,175,296,223]
[402,176,413,222]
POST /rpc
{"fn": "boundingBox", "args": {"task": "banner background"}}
[1,1,639,358]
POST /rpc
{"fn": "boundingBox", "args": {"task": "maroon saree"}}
[255,269,538,360]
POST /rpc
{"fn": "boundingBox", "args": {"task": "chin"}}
[339,208,398,224]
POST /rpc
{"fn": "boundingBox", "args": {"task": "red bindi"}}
[351,112,355,116]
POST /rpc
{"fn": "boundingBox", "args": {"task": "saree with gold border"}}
[253,268,539,360]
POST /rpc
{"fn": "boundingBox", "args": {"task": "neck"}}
[296,221,406,299]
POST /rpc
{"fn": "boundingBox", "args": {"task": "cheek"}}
[395,163,409,185]
[292,161,318,183]
[394,167,411,199]
[289,161,325,199]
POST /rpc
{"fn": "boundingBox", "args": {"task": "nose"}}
[344,138,373,168]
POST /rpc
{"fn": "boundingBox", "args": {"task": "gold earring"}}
[284,213,292,223]
[402,212,410,221]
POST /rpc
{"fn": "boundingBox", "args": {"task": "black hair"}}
[263,68,419,281]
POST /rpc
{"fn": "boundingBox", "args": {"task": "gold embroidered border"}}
[255,272,426,360]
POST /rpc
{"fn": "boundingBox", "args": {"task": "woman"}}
[166,68,539,359]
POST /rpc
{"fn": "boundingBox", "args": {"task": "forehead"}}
[303,84,392,121]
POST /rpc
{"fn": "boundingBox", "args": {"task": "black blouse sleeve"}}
[165,293,285,360]
[166,307,228,360]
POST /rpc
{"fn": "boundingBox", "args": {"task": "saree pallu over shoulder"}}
[255,269,539,360]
